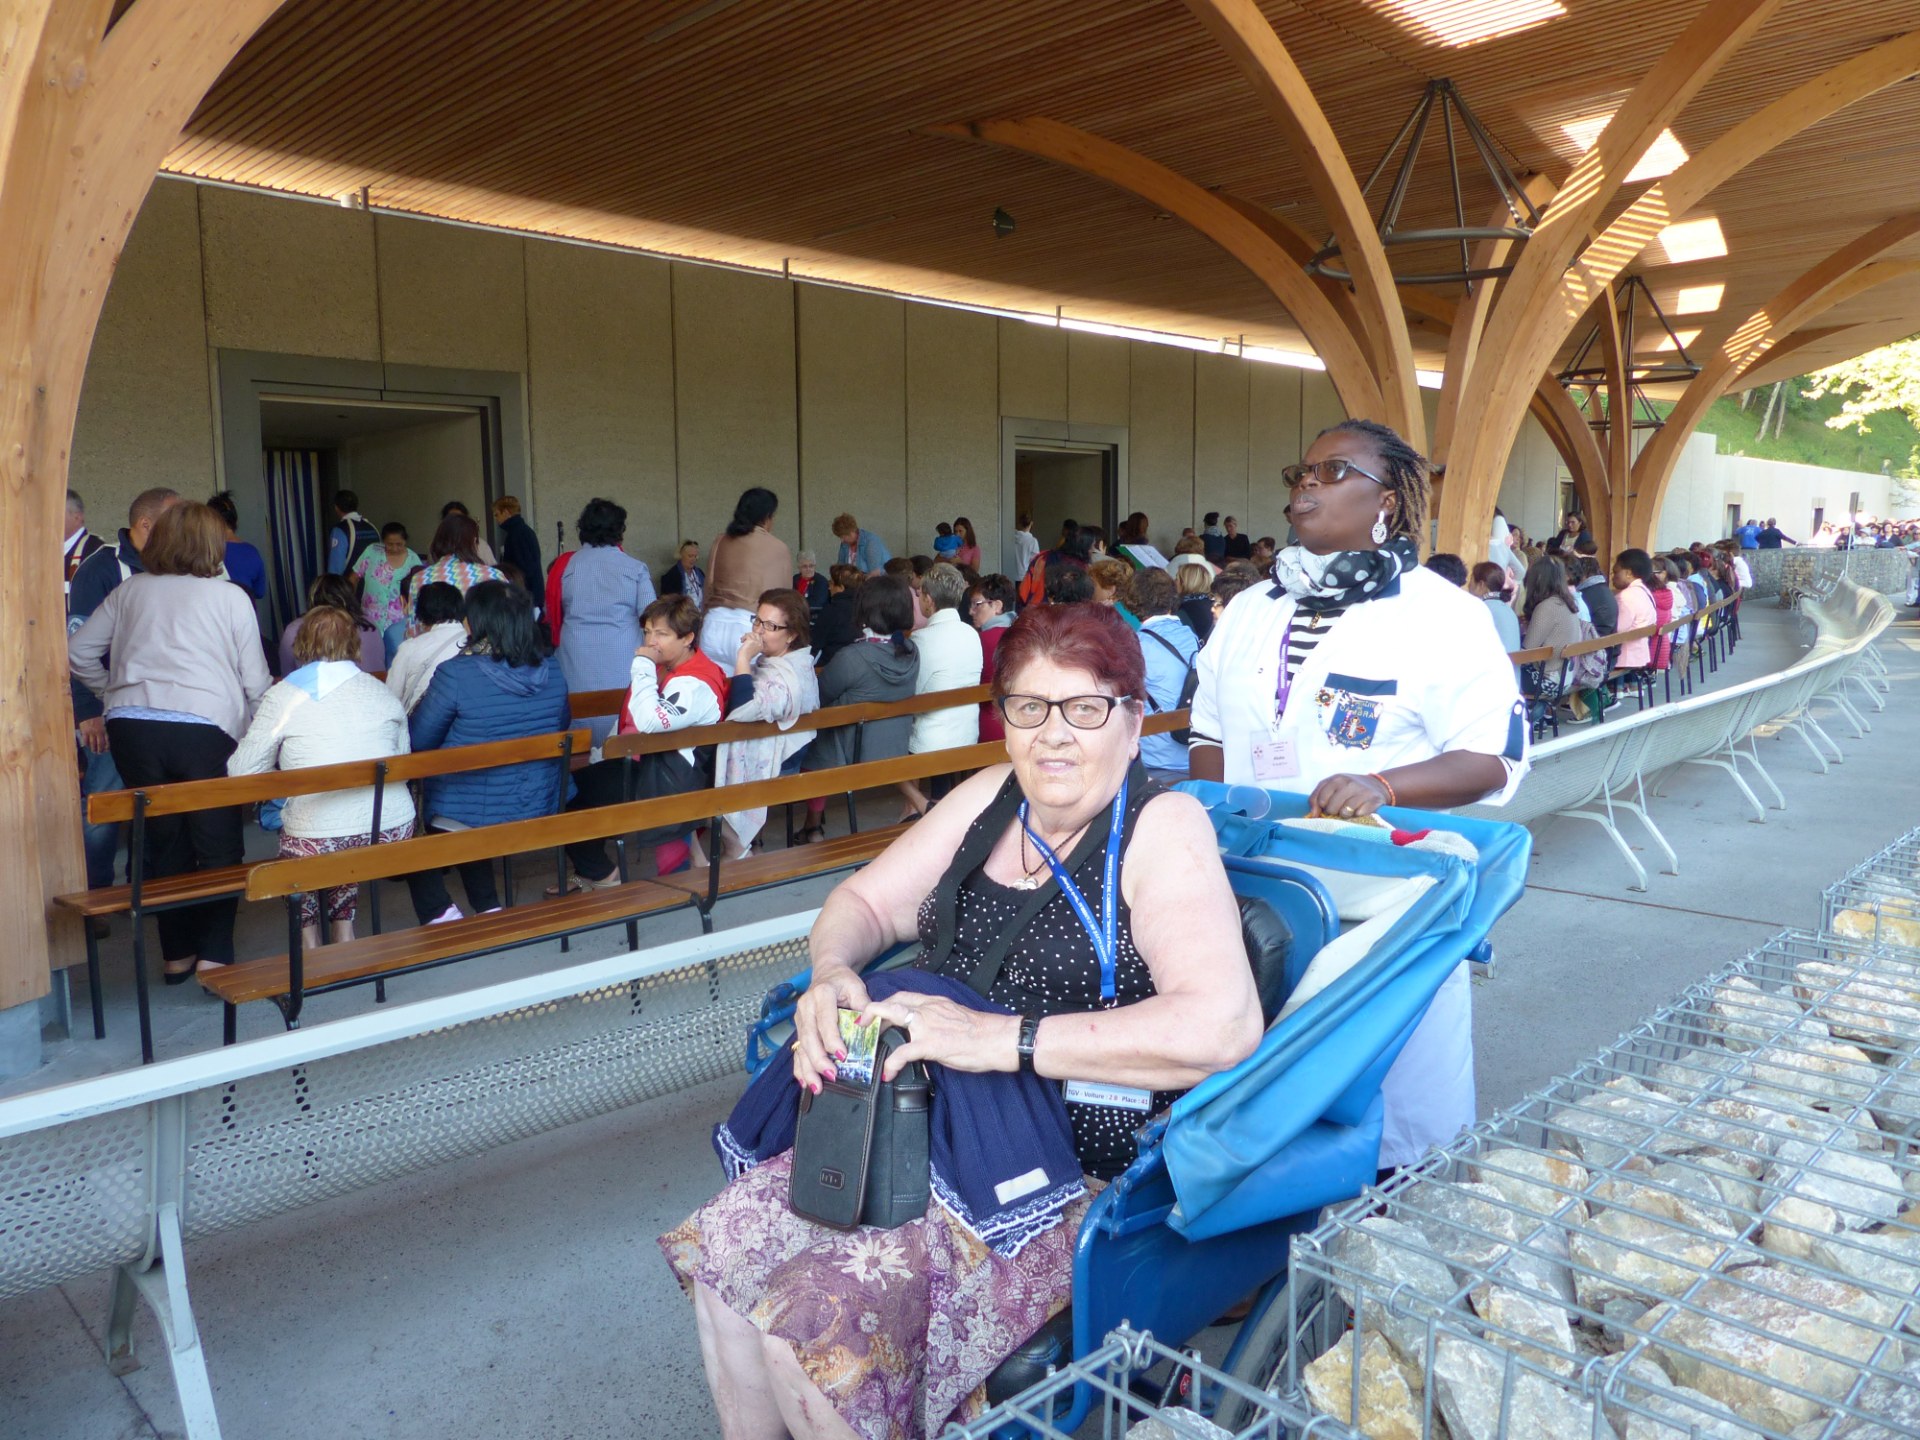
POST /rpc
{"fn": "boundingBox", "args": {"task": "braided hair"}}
[1316,418,1431,553]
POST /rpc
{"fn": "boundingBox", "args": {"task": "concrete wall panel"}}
[71,178,215,531]
[798,286,907,564]
[672,264,799,556]
[525,243,677,570]
[200,184,379,360]
[1127,343,1194,551]
[1195,353,1253,547]
[341,414,487,548]
[1246,364,1300,542]
[999,319,1068,421]
[906,305,1000,570]
[1067,331,1130,427]
[376,218,527,373]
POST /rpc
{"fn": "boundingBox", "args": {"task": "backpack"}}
[335,516,379,573]
[1565,619,1610,690]
[1140,626,1199,744]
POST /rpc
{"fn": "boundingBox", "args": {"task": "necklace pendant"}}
[1009,873,1046,890]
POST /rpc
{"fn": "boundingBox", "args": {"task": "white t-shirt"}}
[1189,565,1528,805]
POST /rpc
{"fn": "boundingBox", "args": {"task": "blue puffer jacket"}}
[410,653,574,828]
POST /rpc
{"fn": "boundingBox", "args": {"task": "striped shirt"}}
[1284,605,1348,687]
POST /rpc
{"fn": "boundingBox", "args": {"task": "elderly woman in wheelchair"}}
[659,602,1264,1440]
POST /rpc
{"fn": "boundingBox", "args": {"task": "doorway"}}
[998,419,1128,576]
[1015,445,1116,559]
[259,396,491,555]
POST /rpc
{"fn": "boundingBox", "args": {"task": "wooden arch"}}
[1627,220,1920,545]
[1,0,292,1001]
[925,118,1385,420]
[1436,0,1783,559]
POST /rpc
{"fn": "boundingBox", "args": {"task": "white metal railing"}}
[0,912,819,1439]
[1464,581,1895,890]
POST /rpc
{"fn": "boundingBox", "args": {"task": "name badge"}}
[1063,1080,1153,1112]
[1250,737,1299,781]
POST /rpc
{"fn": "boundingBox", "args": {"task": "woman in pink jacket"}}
[1610,548,1658,674]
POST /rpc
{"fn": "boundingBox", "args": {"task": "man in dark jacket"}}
[1756,518,1795,549]
[492,495,544,597]
[67,486,179,892]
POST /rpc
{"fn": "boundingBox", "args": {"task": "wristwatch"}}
[1016,1014,1041,1074]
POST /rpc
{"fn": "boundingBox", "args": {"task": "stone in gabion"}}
[1686,1090,1875,1171]
[1711,976,1811,1051]
[1472,1147,1589,1219]
[1745,1038,1878,1111]
[1431,1333,1617,1440]
[1299,1328,1423,1440]
[1761,1195,1841,1261]
[1555,1079,1687,1170]
[1472,1283,1576,1377]
[1570,1204,1734,1309]
[1808,1230,1920,1333]
[1401,1180,1533,1274]
[1329,1216,1462,1386]
[1592,1173,1742,1241]
[1765,1143,1904,1230]
[1599,1297,1653,1353]
[1643,1265,1895,1431]
[1826,1356,1920,1438]
[1792,960,1920,1051]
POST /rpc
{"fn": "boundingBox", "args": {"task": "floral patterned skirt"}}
[659,1151,1090,1440]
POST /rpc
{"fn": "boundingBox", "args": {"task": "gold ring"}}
[1342,807,1355,817]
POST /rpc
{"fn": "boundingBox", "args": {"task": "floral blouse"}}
[352,547,422,629]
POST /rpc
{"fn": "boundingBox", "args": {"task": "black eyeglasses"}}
[750,616,789,632]
[1280,458,1388,491]
[998,694,1125,730]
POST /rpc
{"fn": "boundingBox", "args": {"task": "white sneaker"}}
[428,905,463,925]
[481,907,503,914]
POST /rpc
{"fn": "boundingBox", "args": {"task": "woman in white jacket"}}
[229,606,415,949]
[899,562,982,818]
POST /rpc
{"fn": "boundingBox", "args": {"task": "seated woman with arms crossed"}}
[1188,418,1527,1177]
[661,602,1261,1440]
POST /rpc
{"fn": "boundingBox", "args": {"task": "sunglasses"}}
[1280,458,1388,491]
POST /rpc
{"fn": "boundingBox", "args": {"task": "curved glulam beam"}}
[0,0,292,997]
[1734,318,1920,395]
[1584,29,1920,300]
[1628,223,1920,546]
[1594,287,1632,558]
[1178,0,1422,447]
[1436,0,1782,558]
[924,117,1384,419]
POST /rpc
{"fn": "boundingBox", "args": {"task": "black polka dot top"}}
[914,786,1182,1179]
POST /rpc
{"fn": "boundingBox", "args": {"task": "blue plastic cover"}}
[1162,783,1530,1240]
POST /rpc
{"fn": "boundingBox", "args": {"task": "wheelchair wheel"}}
[1210,1274,1343,1433]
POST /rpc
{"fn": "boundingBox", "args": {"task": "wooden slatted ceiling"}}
[165,0,1920,379]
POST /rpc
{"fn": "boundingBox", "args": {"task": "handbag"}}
[790,1027,931,1229]
[787,770,1142,1230]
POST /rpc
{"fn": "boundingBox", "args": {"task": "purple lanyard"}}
[1273,619,1295,723]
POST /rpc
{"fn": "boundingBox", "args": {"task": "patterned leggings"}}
[278,821,415,926]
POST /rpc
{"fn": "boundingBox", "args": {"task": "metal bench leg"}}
[1732,737,1787,811]
[1552,806,1649,891]
[1681,755,1766,824]
[1781,718,1831,774]
[1612,778,1681,872]
[132,914,155,1066]
[106,1202,223,1440]
[222,1003,237,1046]
[84,921,105,1040]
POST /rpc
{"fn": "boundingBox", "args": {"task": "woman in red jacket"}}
[967,573,1019,741]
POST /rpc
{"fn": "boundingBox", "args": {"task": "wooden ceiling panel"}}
[164,0,1920,379]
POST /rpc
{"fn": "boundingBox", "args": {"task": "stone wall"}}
[1743,547,1913,599]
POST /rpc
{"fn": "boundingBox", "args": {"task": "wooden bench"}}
[59,728,590,1063]
[210,717,1188,1040]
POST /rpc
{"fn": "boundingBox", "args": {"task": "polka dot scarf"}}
[1269,535,1419,615]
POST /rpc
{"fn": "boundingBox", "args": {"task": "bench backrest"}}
[86,729,591,823]
[245,711,1189,900]
[602,682,993,759]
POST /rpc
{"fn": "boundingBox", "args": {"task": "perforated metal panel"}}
[180,935,807,1237]
[0,1107,152,1300]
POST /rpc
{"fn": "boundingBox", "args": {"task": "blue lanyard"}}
[1019,773,1129,1002]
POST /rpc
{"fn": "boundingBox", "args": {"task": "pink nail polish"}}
[835,1049,847,1061]
[824,1066,837,1082]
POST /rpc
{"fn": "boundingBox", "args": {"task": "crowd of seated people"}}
[72,478,1784,986]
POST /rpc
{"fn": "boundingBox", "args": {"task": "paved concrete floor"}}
[4,601,1915,1439]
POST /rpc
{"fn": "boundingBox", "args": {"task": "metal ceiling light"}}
[1308,78,1543,287]
[1558,274,1702,432]
[991,207,1016,238]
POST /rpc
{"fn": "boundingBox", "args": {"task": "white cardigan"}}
[908,607,983,754]
[228,667,416,839]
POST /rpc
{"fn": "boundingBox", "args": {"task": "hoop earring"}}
[1371,510,1389,546]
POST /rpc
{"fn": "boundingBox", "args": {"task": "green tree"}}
[1802,338,1920,469]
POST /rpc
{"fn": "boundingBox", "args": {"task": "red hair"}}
[993,602,1146,703]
